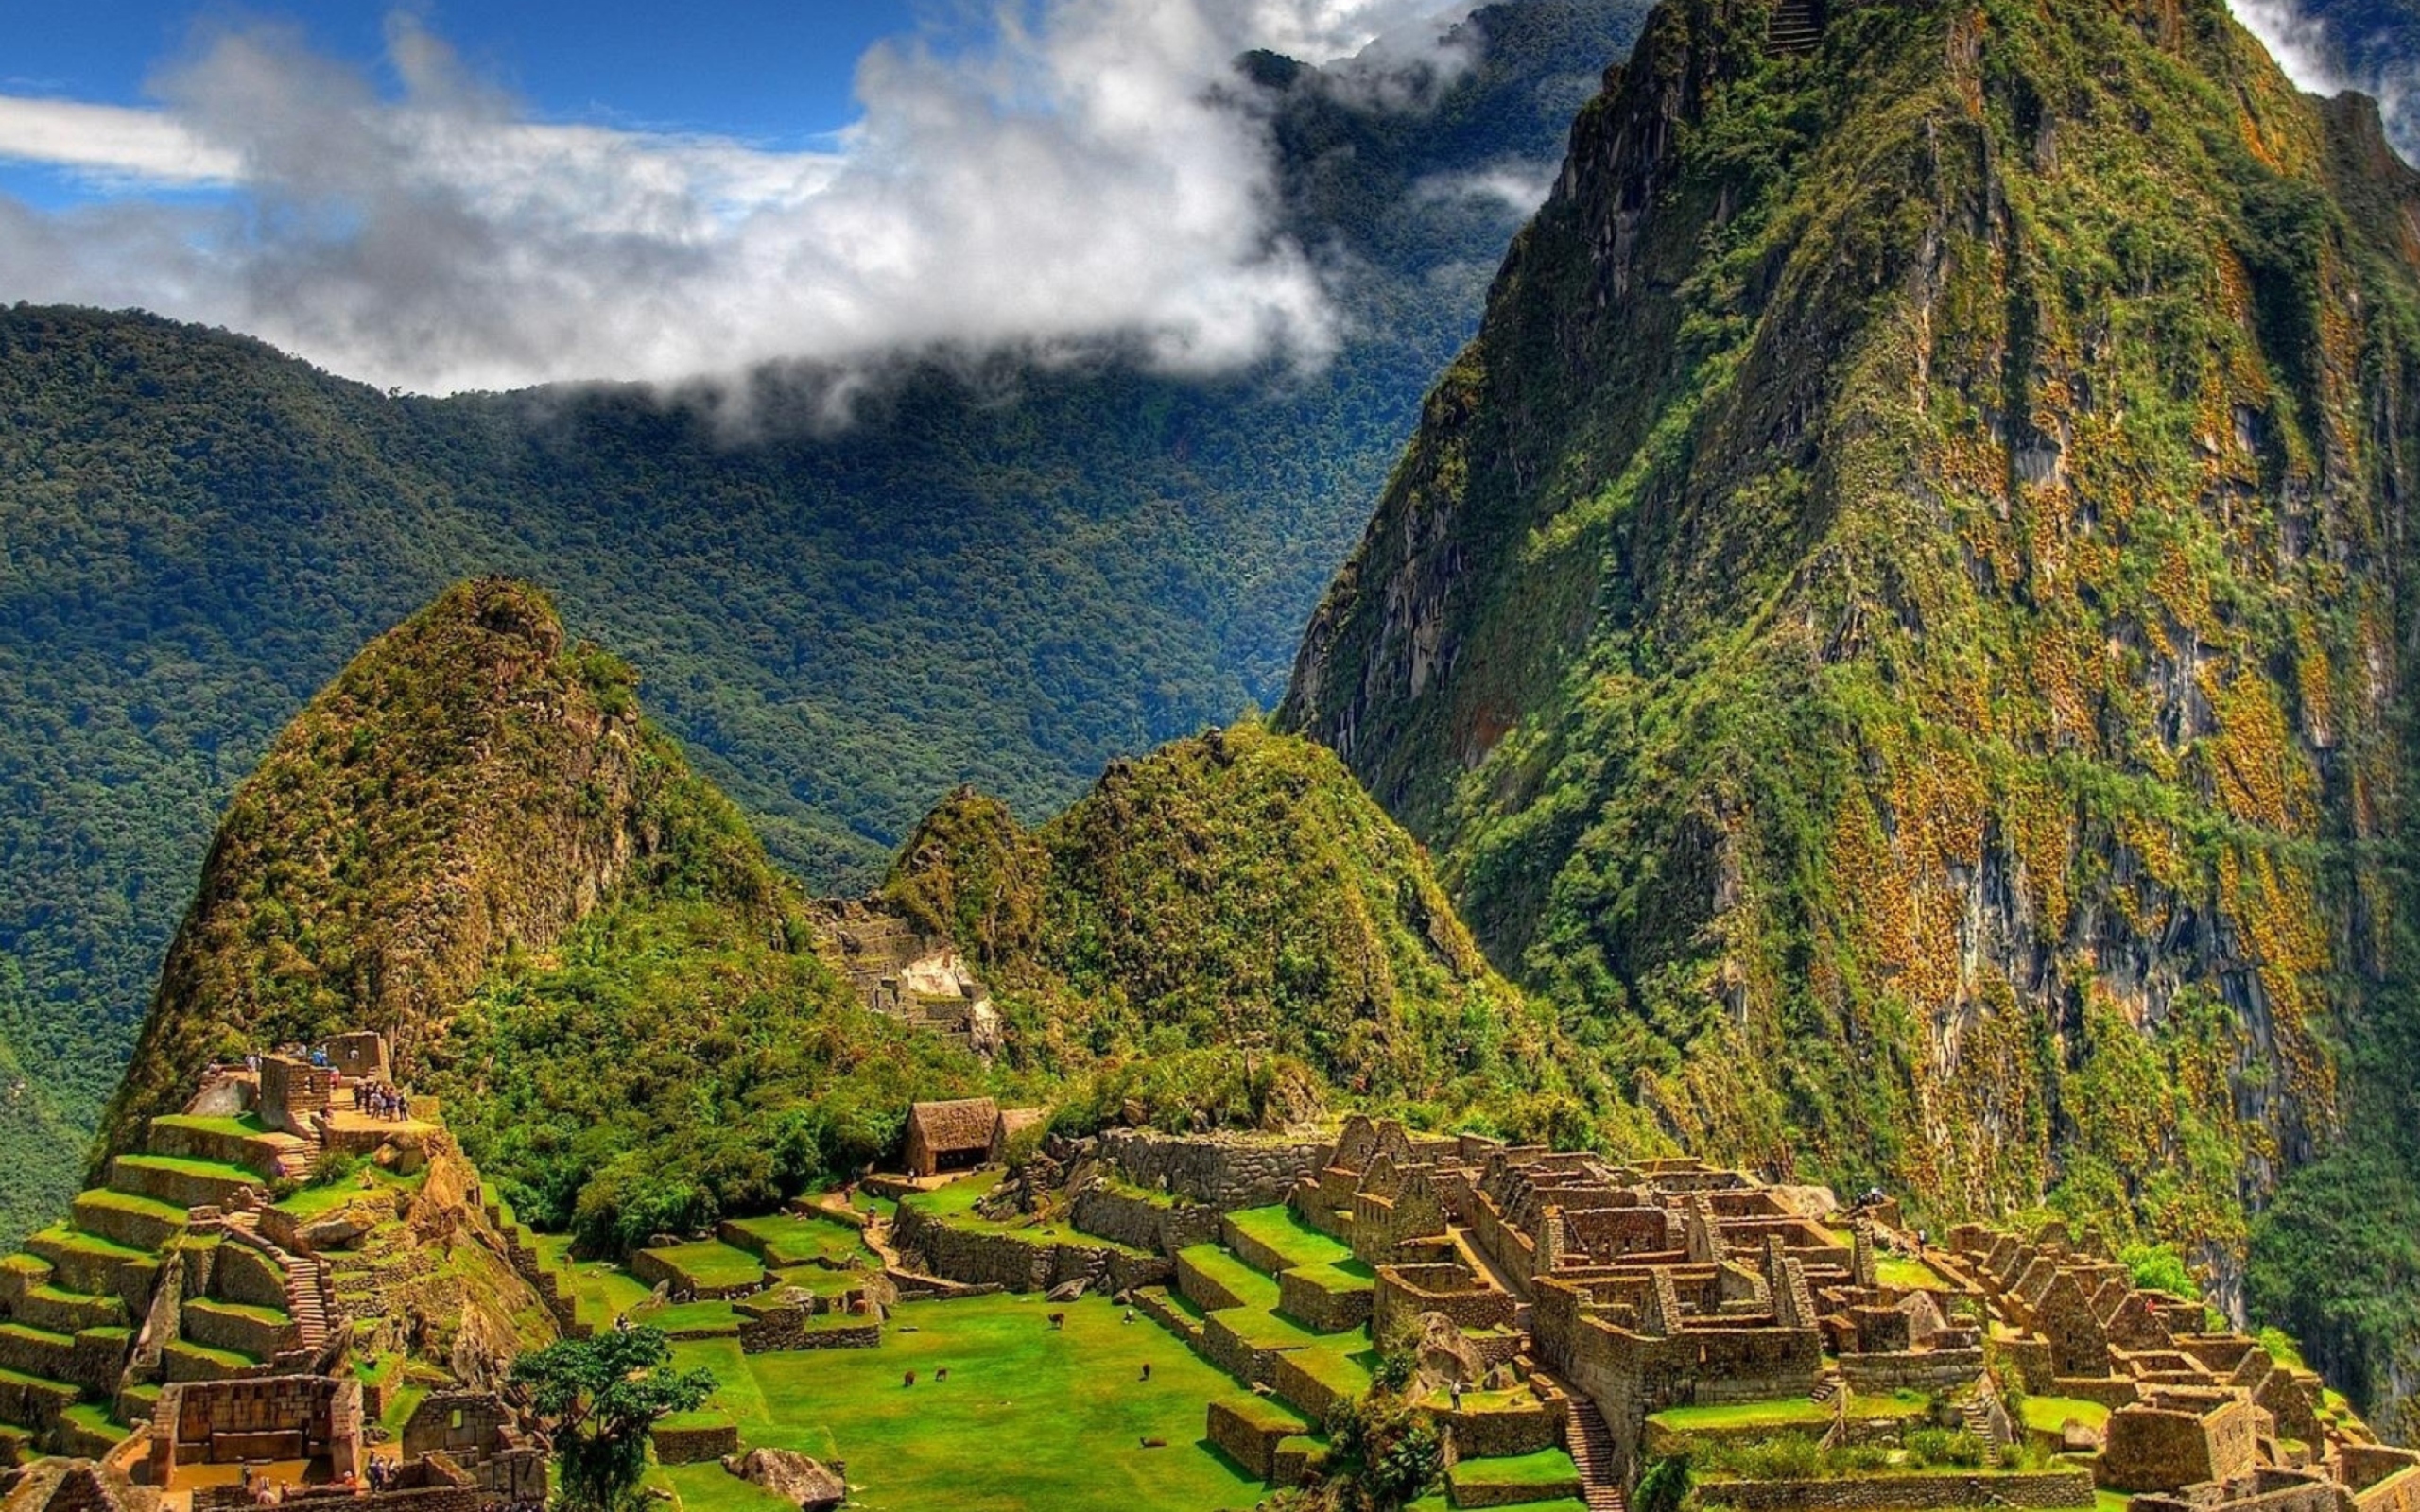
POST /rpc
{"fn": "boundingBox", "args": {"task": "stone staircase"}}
[259,1128,321,1182]
[1764,0,1820,54]
[1960,1396,2005,1468]
[220,1212,335,1355]
[1561,1393,1629,1512]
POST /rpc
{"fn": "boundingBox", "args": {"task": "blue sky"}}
[2,2,918,207]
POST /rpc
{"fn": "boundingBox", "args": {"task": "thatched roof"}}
[994,1107,1049,1141]
[907,1097,998,1153]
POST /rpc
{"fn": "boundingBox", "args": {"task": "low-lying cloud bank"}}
[0,1,1471,394]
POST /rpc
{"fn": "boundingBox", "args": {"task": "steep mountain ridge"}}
[1284,0,2420,1433]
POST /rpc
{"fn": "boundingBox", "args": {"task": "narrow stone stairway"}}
[1562,1395,1629,1512]
[223,1211,335,1352]
[1960,1398,2005,1467]
[1765,0,1821,55]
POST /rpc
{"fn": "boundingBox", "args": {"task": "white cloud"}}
[2226,0,2417,159]
[0,96,241,185]
[0,2,1472,394]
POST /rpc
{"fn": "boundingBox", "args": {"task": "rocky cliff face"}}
[95,578,654,1160]
[1283,0,2420,1432]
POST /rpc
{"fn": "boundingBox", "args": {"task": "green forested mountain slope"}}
[1283,0,2420,1434]
[0,0,1649,1246]
[85,579,1575,1261]
[880,723,1634,1148]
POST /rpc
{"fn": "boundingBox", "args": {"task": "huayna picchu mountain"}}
[93,579,1590,1262]
[1282,0,2420,1435]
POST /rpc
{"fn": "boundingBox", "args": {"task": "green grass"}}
[643,1242,767,1294]
[669,1293,1265,1512]
[906,1173,998,1220]
[770,1266,876,1298]
[58,1403,127,1437]
[1875,1255,1945,1290]
[114,1153,261,1185]
[633,1301,745,1337]
[1284,1259,1374,1295]
[1176,1245,1281,1312]
[1215,1307,1320,1352]
[74,1188,187,1228]
[28,1225,155,1270]
[149,1113,272,1139]
[723,1214,873,1269]
[1222,1205,1353,1272]
[164,1338,261,1371]
[1448,1447,1582,1488]
[273,1167,424,1220]
[532,1233,662,1330]
[652,1462,800,1512]
[186,1298,289,1327]
[1650,1398,1834,1432]
[2023,1396,2114,1435]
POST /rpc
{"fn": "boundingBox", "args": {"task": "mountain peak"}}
[1283,0,2420,1436]
[93,577,651,1163]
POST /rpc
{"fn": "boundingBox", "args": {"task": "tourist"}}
[1122,1307,1135,1324]
[1139,1363,1150,1382]
[1450,1382,1463,1410]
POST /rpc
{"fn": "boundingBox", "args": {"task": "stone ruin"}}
[815,903,1003,1057]
[0,1030,550,1512]
[890,1105,2412,1512]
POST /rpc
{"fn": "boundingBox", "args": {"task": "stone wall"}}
[649,1419,739,1466]
[1700,1471,2097,1509]
[1840,1348,1985,1395]
[733,1311,882,1354]
[2101,1400,2258,1493]
[1071,1187,1221,1258]
[892,1203,1169,1296]
[207,1244,291,1314]
[1207,1400,1301,1481]
[1098,1131,1331,1211]
[144,1124,281,1180]
[2359,1468,2420,1512]
[1373,1265,1515,1344]
[1278,1269,1371,1333]
[1268,1351,1353,1422]
[1175,1251,1250,1314]
[149,1376,362,1485]
[1438,1399,1562,1459]
[1198,1314,1292,1389]
[257,1059,333,1140]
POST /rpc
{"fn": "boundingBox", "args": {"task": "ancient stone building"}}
[903,1099,998,1177]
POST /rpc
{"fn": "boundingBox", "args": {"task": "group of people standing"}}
[349,1078,411,1121]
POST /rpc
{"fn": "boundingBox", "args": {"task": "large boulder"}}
[719,1449,843,1511]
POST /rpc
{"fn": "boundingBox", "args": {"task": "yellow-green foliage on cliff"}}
[885,724,1627,1145]
[1283,0,2420,1433]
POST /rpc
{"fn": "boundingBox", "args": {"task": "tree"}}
[510,1325,717,1512]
